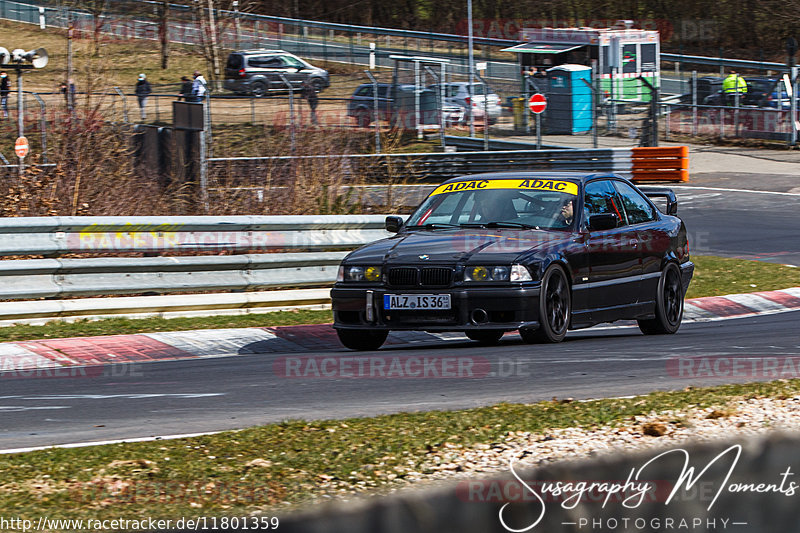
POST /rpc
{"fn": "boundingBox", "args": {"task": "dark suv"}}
[347,83,464,127]
[223,49,330,97]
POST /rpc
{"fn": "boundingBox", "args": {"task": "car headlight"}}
[464,265,518,282]
[339,265,382,282]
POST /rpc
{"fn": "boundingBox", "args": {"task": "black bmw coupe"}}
[331,172,694,350]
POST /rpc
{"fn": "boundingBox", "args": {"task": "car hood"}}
[343,228,574,264]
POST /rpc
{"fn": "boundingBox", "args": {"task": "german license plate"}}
[383,294,451,310]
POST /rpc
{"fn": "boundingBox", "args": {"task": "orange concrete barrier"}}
[631,146,689,182]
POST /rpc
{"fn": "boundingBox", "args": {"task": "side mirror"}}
[666,199,678,216]
[385,216,404,233]
[589,213,618,231]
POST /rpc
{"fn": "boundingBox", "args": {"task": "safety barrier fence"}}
[207,146,690,185]
[0,215,391,323]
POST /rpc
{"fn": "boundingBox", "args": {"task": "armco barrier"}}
[0,215,392,323]
[632,146,690,182]
[209,146,690,185]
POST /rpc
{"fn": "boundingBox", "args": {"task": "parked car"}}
[223,49,330,97]
[346,83,464,127]
[702,77,777,107]
[331,172,693,350]
[428,82,503,124]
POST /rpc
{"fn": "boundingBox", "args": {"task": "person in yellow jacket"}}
[722,71,747,106]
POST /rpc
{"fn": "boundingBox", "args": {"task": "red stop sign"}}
[15,137,29,158]
[528,93,547,114]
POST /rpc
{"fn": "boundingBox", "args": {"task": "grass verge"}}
[2,379,800,521]
[0,255,796,343]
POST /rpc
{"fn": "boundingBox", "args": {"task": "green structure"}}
[502,22,660,102]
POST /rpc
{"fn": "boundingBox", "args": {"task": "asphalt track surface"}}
[1,181,799,449]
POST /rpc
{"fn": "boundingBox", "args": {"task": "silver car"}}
[223,49,330,97]
[429,82,502,124]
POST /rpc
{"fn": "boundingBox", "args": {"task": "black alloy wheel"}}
[638,262,684,335]
[520,264,571,343]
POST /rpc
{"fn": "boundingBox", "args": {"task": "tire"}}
[465,330,504,345]
[519,264,571,343]
[354,108,371,127]
[336,329,388,351]
[251,81,268,98]
[638,263,684,335]
[310,78,325,92]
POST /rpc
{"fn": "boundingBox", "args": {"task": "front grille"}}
[421,267,452,287]
[387,267,418,286]
[387,266,454,287]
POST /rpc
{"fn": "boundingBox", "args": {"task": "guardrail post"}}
[31,92,48,164]
[580,78,599,148]
[475,71,490,151]
[277,73,296,154]
[365,70,382,153]
[692,71,698,137]
[424,66,445,151]
[113,86,129,123]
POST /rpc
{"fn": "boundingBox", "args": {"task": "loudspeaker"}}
[10,48,48,68]
[0,47,9,64]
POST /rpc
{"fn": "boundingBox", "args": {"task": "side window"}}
[354,86,371,97]
[377,86,388,98]
[613,181,657,225]
[280,55,306,68]
[248,56,283,68]
[584,180,626,225]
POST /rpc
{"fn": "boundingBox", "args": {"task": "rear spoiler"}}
[638,186,678,215]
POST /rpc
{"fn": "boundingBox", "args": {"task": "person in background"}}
[192,70,207,102]
[135,73,152,120]
[301,79,319,125]
[0,71,9,119]
[722,70,747,106]
[179,76,193,101]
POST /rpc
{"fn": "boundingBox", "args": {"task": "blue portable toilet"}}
[544,64,592,135]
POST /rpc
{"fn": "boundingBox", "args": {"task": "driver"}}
[556,197,575,227]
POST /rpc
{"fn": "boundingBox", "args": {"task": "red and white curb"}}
[1,288,799,374]
[683,287,800,321]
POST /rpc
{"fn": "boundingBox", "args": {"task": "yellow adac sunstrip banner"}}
[430,178,578,196]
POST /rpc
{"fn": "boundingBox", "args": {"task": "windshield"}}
[407,178,579,231]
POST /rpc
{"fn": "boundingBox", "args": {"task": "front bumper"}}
[331,285,541,332]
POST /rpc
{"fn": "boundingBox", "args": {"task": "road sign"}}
[14,137,29,158]
[528,93,547,114]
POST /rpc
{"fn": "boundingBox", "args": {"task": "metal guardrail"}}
[0,215,389,256]
[208,148,637,184]
[442,136,568,151]
[0,216,391,302]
